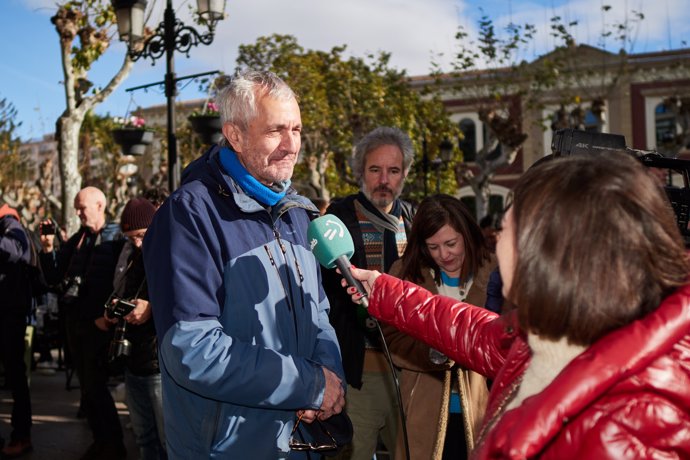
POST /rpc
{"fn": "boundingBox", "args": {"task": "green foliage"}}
[235,34,458,200]
[0,97,31,188]
[52,1,116,78]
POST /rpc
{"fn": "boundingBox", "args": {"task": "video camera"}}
[552,129,690,245]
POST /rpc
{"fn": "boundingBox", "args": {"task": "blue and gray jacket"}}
[143,145,344,458]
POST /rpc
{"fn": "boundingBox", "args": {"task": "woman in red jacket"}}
[343,152,690,459]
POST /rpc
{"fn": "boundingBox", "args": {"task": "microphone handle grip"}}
[335,256,369,308]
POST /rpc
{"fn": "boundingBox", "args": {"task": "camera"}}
[105,298,136,320]
[105,298,136,362]
[40,221,56,236]
[62,275,82,303]
[109,321,132,361]
[552,129,690,245]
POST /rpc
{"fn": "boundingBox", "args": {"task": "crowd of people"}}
[1,188,168,460]
[1,68,689,460]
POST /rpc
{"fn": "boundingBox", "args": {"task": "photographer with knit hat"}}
[103,197,166,460]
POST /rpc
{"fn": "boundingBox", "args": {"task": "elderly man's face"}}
[232,94,302,186]
[74,192,103,231]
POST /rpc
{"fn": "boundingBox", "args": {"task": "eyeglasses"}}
[288,411,338,452]
[125,232,146,243]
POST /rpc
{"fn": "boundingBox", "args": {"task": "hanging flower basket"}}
[189,114,223,145]
[112,128,154,156]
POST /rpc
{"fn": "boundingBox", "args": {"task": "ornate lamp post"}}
[424,138,455,196]
[112,0,226,191]
[434,138,455,193]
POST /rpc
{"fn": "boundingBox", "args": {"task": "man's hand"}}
[94,316,112,331]
[124,299,151,325]
[297,367,345,423]
[320,367,345,421]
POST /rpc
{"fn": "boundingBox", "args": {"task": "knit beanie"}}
[120,197,156,232]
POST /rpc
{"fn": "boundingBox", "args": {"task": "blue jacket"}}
[143,146,344,458]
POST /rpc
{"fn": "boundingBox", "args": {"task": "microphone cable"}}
[373,318,411,460]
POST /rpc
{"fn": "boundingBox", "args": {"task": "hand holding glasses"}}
[289,411,338,453]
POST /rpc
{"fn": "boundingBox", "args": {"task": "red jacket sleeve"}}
[368,274,511,380]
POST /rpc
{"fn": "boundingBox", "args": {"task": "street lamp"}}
[430,139,455,194]
[112,0,227,191]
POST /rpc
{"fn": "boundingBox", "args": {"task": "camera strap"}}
[106,249,146,307]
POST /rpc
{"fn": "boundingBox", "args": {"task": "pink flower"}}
[114,115,147,128]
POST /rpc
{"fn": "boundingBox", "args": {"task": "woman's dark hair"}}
[509,152,690,346]
[398,194,490,285]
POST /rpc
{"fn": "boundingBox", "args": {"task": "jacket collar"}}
[184,144,319,219]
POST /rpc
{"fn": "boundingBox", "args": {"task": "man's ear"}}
[223,123,243,152]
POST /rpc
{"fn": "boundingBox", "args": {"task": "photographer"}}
[0,203,33,458]
[39,186,126,460]
[104,197,165,460]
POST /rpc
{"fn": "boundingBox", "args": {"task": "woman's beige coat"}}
[385,259,494,460]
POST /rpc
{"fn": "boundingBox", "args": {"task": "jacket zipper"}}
[270,227,302,346]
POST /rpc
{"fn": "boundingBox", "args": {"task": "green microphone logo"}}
[323,219,345,240]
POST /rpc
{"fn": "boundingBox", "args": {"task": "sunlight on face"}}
[496,207,516,299]
[235,95,302,186]
[74,192,103,231]
[361,144,406,212]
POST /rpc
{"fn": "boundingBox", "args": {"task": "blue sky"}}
[3,0,689,141]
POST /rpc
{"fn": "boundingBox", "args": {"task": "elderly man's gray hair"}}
[216,70,297,146]
[351,127,415,184]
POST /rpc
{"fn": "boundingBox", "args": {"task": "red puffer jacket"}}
[368,274,690,459]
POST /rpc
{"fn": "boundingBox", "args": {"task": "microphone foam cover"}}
[308,214,355,269]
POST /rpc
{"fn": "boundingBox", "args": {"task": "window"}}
[458,185,511,221]
[458,118,477,162]
[655,102,677,146]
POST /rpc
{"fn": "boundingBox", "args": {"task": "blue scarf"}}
[440,271,461,287]
[219,147,290,206]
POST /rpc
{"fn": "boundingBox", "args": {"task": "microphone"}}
[308,214,369,307]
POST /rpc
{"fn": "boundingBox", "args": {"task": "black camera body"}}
[105,298,136,320]
[105,298,136,362]
[552,129,690,245]
[40,221,56,236]
[109,321,132,362]
[62,275,83,303]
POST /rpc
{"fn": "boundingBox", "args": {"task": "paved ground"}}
[2,356,392,460]
[0,361,138,460]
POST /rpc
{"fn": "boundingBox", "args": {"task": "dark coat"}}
[40,223,123,321]
[113,241,159,376]
[0,215,32,313]
[322,194,415,388]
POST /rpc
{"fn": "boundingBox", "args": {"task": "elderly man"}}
[322,127,416,460]
[40,186,126,460]
[143,70,345,458]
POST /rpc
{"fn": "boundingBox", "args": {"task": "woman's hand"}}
[338,266,381,303]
